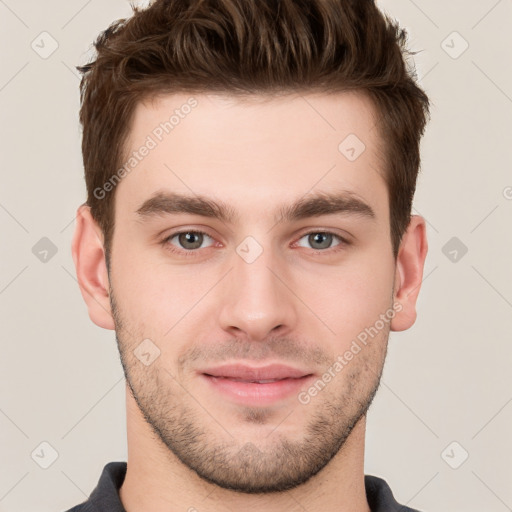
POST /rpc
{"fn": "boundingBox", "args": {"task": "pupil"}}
[311,232,330,249]
[180,232,202,249]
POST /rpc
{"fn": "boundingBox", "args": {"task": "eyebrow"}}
[135,190,376,225]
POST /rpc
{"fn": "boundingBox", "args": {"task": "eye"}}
[163,230,216,255]
[161,229,350,258]
[295,231,349,252]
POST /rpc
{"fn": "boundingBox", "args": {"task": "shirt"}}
[64,461,422,512]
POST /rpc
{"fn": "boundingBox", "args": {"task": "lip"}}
[198,363,314,406]
[199,363,311,380]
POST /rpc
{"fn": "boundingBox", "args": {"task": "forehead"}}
[115,91,388,222]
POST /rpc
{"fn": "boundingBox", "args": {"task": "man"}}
[68,0,430,510]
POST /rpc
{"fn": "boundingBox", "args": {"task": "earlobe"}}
[71,204,115,330]
[390,215,428,332]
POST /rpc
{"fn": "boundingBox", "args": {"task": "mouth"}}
[198,363,315,405]
[205,376,298,384]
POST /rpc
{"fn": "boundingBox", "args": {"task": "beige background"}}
[1,1,511,511]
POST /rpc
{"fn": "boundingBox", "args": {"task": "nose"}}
[217,242,299,342]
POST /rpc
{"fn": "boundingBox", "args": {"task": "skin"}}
[72,91,428,512]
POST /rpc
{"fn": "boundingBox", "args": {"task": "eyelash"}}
[161,229,351,257]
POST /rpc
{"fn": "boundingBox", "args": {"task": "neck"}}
[119,385,371,512]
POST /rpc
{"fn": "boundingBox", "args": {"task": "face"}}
[107,91,397,493]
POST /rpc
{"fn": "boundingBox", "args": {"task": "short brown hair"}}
[77,0,430,265]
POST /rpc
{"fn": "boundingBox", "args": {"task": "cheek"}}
[110,225,395,343]
[110,251,206,337]
[109,248,163,327]
[302,258,394,341]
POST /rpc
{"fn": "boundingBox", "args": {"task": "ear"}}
[71,204,115,330]
[390,214,428,332]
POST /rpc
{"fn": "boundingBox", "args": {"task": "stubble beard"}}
[110,287,388,494]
